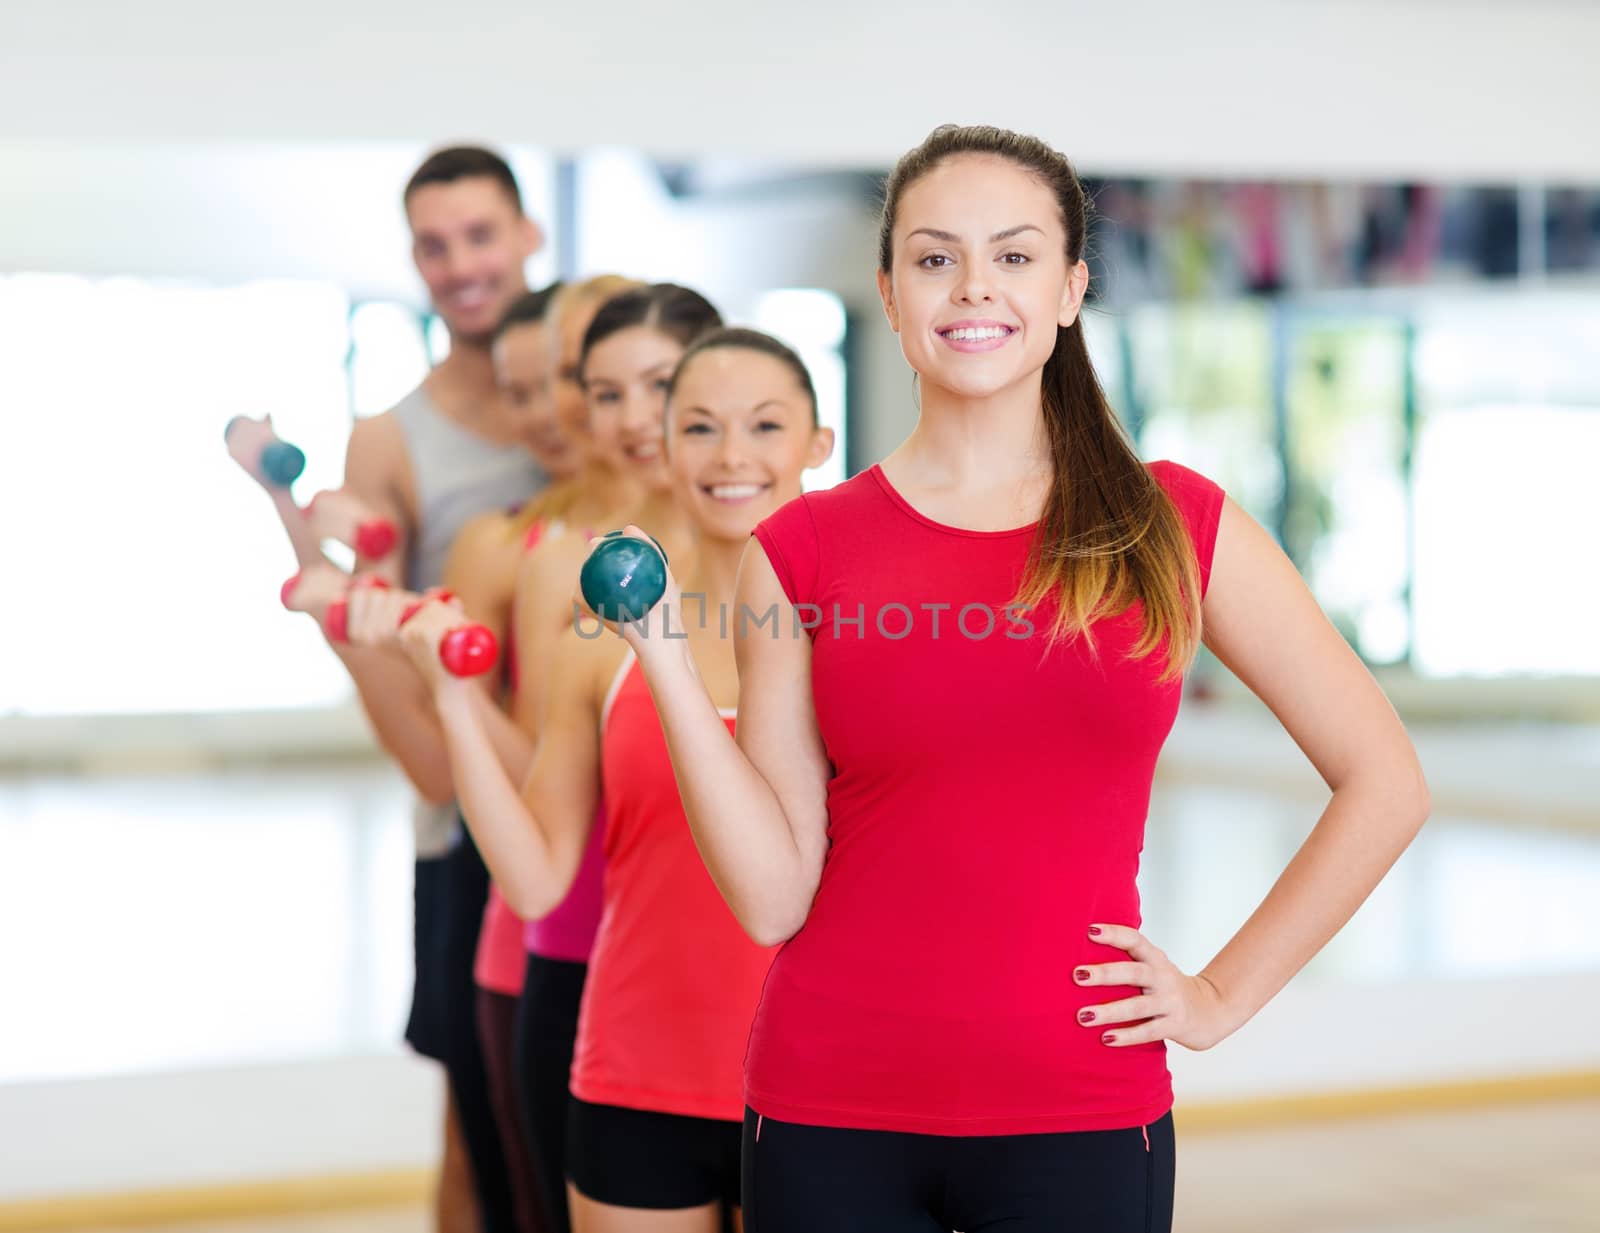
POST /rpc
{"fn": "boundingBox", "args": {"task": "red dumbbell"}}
[279,571,497,677]
[398,592,502,678]
[279,568,389,642]
[323,577,394,644]
[304,490,399,561]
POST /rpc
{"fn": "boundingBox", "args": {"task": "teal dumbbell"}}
[579,531,668,623]
[225,416,305,487]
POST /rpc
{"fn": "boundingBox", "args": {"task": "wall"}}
[4,1,1599,181]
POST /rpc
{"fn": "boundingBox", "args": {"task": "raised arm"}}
[225,415,329,567]
[441,513,536,780]
[327,415,465,800]
[630,540,832,946]
[413,616,606,920]
[340,510,537,797]
[1079,496,1431,1051]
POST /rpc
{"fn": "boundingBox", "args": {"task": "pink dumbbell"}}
[303,490,399,561]
[398,593,501,678]
[279,571,498,677]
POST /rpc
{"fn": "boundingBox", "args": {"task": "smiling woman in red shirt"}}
[621,124,1431,1233]
[399,323,835,1233]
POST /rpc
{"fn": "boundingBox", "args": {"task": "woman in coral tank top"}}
[619,125,1431,1232]
[399,325,833,1233]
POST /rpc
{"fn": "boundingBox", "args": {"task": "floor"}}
[4,717,1599,1227]
[1173,1099,1600,1233]
[3,754,1599,1084]
[62,1100,1600,1232]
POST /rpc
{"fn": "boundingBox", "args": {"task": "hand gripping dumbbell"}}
[578,530,669,623]
[279,570,499,677]
[224,416,306,487]
[303,489,399,562]
[396,593,501,678]
[223,418,395,559]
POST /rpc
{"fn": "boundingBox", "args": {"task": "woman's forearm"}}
[1200,767,1430,1032]
[636,640,817,945]
[434,684,576,919]
[339,649,455,804]
[468,686,536,783]
[270,487,337,569]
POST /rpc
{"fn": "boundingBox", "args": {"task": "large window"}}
[753,289,849,492]
[1111,288,1600,679]
[0,274,428,716]
[1125,301,1282,528]
[1282,316,1411,665]
[1408,294,1600,677]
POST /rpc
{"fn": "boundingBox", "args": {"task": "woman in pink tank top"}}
[400,323,834,1233]
[489,275,650,1233]
[498,284,718,1233]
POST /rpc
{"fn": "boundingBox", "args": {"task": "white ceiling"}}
[3,0,1598,181]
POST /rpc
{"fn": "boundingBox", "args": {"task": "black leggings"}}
[741,1109,1175,1233]
[408,832,515,1233]
[477,987,548,1233]
[513,953,588,1233]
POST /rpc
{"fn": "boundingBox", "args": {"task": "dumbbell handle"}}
[279,572,498,677]
[304,490,399,561]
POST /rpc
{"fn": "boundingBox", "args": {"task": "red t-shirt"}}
[569,656,778,1122]
[745,460,1225,1136]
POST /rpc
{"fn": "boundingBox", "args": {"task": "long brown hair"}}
[879,125,1203,682]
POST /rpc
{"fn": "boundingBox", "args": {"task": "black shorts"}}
[741,1108,1175,1233]
[402,828,514,1230]
[404,836,488,1061]
[567,1097,741,1212]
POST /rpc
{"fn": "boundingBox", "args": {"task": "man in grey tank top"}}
[235,146,544,1233]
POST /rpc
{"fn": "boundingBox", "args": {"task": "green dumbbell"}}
[579,531,668,624]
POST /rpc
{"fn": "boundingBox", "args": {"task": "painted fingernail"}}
[1078,1010,1096,1024]
[1088,925,1103,937]
[1074,968,1090,982]
[1102,1032,1117,1045]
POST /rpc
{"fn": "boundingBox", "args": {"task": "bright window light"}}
[0,273,429,715]
[1413,404,1600,676]
[753,289,849,492]
[349,302,429,419]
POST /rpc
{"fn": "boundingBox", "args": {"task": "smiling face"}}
[407,176,541,345]
[549,297,612,465]
[492,320,580,479]
[877,153,1088,402]
[582,325,687,493]
[667,346,834,543]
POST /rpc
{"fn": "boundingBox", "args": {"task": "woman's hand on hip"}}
[1073,923,1236,1052]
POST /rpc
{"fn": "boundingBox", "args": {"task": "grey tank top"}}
[390,384,546,855]
[392,384,547,590]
